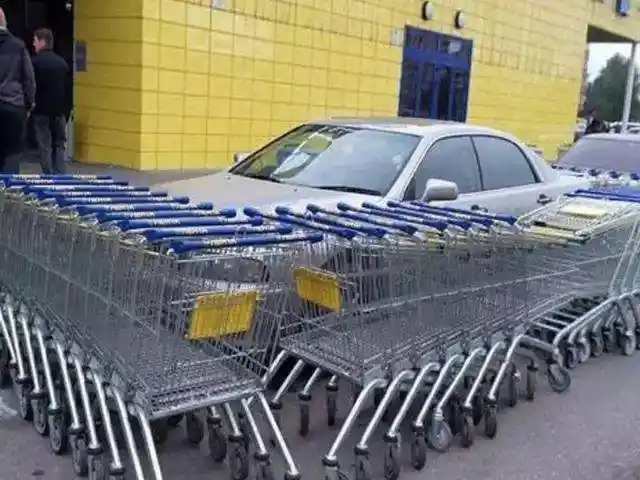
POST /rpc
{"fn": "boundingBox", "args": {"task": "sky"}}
[588,43,637,80]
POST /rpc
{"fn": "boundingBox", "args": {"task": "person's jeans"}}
[33,114,67,174]
[0,103,27,173]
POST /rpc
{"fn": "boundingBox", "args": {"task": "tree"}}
[583,53,640,122]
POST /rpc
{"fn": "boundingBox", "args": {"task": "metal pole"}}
[621,41,637,133]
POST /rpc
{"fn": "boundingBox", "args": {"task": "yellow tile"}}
[157,93,185,115]
[160,0,186,24]
[186,4,210,29]
[160,23,186,48]
[184,115,208,133]
[184,74,208,99]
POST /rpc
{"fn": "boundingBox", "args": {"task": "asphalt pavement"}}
[2,352,640,480]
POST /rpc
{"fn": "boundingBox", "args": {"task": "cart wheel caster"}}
[336,470,350,480]
[525,366,537,401]
[410,434,427,471]
[151,420,169,445]
[383,443,401,480]
[207,421,228,462]
[326,391,337,427]
[472,387,485,425]
[255,460,274,480]
[459,411,475,448]
[299,402,310,437]
[229,442,249,480]
[71,433,89,476]
[236,412,251,452]
[427,419,453,453]
[622,333,636,356]
[48,408,68,454]
[88,454,107,480]
[355,455,372,480]
[167,414,183,427]
[547,363,571,393]
[32,395,49,436]
[564,346,577,370]
[483,404,498,439]
[576,337,591,363]
[603,329,616,353]
[507,365,519,408]
[47,390,69,455]
[17,382,33,421]
[0,339,9,388]
[446,398,462,435]
[185,413,204,445]
[590,332,604,358]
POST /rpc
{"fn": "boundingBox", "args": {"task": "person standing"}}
[32,28,69,174]
[0,8,35,173]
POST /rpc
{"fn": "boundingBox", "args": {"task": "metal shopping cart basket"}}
[0,175,321,480]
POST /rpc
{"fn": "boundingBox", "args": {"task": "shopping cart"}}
[239,200,570,480]
[517,187,640,368]
[0,175,318,480]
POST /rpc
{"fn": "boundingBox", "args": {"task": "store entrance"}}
[398,26,472,122]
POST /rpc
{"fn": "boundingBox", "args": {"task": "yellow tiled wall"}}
[74,0,145,168]
[75,0,640,169]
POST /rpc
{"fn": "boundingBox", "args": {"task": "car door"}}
[470,135,544,216]
[402,135,483,206]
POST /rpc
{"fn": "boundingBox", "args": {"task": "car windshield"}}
[557,136,640,172]
[230,124,422,196]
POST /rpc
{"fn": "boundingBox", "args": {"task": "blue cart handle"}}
[403,201,517,225]
[318,206,418,235]
[0,174,112,180]
[119,216,260,230]
[307,203,419,235]
[576,187,640,198]
[384,201,493,228]
[566,192,640,204]
[169,232,324,254]
[273,214,356,239]
[3,178,126,186]
[96,207,233,223]
[54,195,190,207]
[144,224,292,242]
[360,202,472,230]
[32,189,167,200]
[24,185,149,194]
[336,202,449,232]
[277,205,386,238]
[76,202,213,215]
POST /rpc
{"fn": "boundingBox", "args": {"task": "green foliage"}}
[583,53,640,122]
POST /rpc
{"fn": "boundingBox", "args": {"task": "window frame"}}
[470,134,541,191]
[402,134,483,201]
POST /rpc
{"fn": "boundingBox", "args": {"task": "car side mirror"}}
[421,178,459,202]
[233,151,250,163]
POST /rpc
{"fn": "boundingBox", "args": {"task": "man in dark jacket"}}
[584,107,609,135]
[32,28,69,174]
[0,8,36,173]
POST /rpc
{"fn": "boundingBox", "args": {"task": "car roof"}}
[310,116,506,137]
[582,133,640,142]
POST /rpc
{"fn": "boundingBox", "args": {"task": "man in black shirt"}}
[32,28,69,174]
[0,8,36,173]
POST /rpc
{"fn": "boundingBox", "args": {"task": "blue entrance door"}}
[398,26,473,122]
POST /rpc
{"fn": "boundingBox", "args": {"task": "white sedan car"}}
[162,117,589,216]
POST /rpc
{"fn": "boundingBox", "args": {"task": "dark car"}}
[555,133,640,175]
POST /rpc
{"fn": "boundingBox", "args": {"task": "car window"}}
[557,136,640,172]
[404,136,481,200]
[230,124,421,196]
[472,136,538,190]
